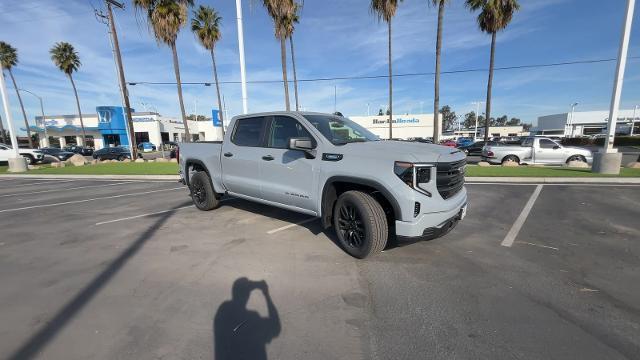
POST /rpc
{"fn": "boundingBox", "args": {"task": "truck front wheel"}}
[333,191,388,259]
[189,171,219,211]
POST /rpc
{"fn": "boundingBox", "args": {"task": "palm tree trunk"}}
[433,1,445,143]
[290,36,299,111]
[171,42,190,142]
[210,48,225,135]
[0,115,6,144]
[280,37,291,111]
[68,74,86,146]
[9,70,33,148]
[484,31,496,142]
[388,20,393,139]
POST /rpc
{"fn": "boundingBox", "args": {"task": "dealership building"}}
[28,106,223,149]
[535,109,640,137]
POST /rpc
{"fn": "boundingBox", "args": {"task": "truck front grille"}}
[436,159,466,200]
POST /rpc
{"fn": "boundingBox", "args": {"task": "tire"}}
[189,171,219,211]
[566,155,586,164]
[502,155,519,164]
[333,191,388,259]
[22,154,34,165]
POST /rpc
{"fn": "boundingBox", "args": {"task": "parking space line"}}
[5,179,76,188]
[0,187,183,213]
[0,182,131,198]
[267,217,317,234]
[95,205,195,225]
[501,184,544,247]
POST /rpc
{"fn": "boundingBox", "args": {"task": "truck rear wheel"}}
[333,191,388,259]
[190,171,219,211]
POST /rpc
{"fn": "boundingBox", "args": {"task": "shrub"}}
[593,136,640,147]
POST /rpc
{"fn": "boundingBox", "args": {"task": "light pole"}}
[235,0,248,114]
[594,0,635,174]
[631,105,639,136]
[0,71,27,171]
[17,88,49,148]
[569,102,578,137]
[471,101,483,139]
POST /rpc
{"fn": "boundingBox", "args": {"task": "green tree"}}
[0,42,33,148]
[506,117,521,126]
[439,105,457,130]
[462,111,477,129]
[262,0,296,111]
[495,114,508,126]
[430,0,450,143]
[371,0,402,139]
[465,0,520,141]
[191,4,225,134]
[50,42,86,145]
[134,0,193,141]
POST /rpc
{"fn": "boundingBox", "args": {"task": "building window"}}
[135,132,150,144]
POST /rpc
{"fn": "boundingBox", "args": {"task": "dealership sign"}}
[372,117,420,125]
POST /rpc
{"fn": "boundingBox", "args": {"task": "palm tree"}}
[262,0,296,111]
[371,0,402,139]
[283,2,301,111]
[50,42,86,145]
[0,42,33,148]
[191,5,225,134]
[430,0,449,143]
[466,0,520,141]
[134,0,193,141]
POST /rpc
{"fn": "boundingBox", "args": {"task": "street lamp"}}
[631,104,639,136]
[471,101,483,139]
[569,102,578,137]
[17,88,49,148]
[0,71,27,171]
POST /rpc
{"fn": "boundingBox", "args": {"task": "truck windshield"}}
[303,114,379,145]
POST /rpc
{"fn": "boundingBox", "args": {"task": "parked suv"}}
[92,146,132,161]
[179,112,467,259]
[0,143,44,164]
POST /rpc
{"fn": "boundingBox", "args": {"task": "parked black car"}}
[64,145,94,156]
[92,147,132,161]
[40,147,76,161]
[458,140,500,155]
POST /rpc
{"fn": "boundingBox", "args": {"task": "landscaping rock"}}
[91,159,99,165]
[121,158,131,163]
[135,158,145,163]
[169,158,178,163]
[502,160,519,167]
[50,162,65,168]
[28,165,41,170]
[155,158,168,163]
[66,154,87,167]
[477,161,491,167]
[567,160,589,168]
[625,161,640,169]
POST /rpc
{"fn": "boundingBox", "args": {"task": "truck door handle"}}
[224,152,233,157]
[262,155,274,161]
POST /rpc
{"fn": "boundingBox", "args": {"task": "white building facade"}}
[536,109,640,137]
[349,113,440,139]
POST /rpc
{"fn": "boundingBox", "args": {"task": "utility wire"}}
[128,56,640,86]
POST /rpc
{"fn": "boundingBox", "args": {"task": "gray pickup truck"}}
[482,137,593,165]
[179,112,467,258]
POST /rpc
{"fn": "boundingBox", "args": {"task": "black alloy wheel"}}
[337,203,366,249]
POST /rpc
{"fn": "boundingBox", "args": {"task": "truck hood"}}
[339,140,465,163]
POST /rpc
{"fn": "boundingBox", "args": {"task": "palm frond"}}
[49,42,81,75]
[370,0,402,23]
[0,41,18,69]
[191,5,222,50]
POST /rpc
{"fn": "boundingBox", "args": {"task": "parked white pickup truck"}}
[0,143,44,165]
[482,137,593,165]
[178,112,468,258]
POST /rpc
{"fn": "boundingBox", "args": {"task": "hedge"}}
[561,136,640,147]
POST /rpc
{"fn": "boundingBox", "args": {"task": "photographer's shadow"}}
[213,278,281,360]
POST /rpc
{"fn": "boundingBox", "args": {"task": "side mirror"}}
[288,137,315,151]
[288,137,316,159]
[553,145,560,150]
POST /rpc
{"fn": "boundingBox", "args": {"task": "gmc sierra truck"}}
[179,112,467,258]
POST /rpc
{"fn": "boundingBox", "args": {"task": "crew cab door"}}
[221,116,267,199]
[534,138,563,164]
[259,115,318,212]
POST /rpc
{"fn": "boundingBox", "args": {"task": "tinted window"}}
[539,139,558,149]
[303,114,378,145]
[268,116,313,149]
[232,117,265,147]
[521,138,534,147]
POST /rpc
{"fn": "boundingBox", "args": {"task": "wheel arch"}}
[501,154,520,163]
[184,158,213,189]
[320,176,401,229]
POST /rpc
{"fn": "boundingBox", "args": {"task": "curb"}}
[466,177,640,184]
[0,174,180,181]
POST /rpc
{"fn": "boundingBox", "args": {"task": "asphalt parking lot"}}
[0,178,639,360]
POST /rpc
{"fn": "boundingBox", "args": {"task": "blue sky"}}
[1,0,639,133]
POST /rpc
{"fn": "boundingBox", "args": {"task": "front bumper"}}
[394,191,467,239]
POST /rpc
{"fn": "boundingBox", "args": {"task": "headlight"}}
[394,161,432,197]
